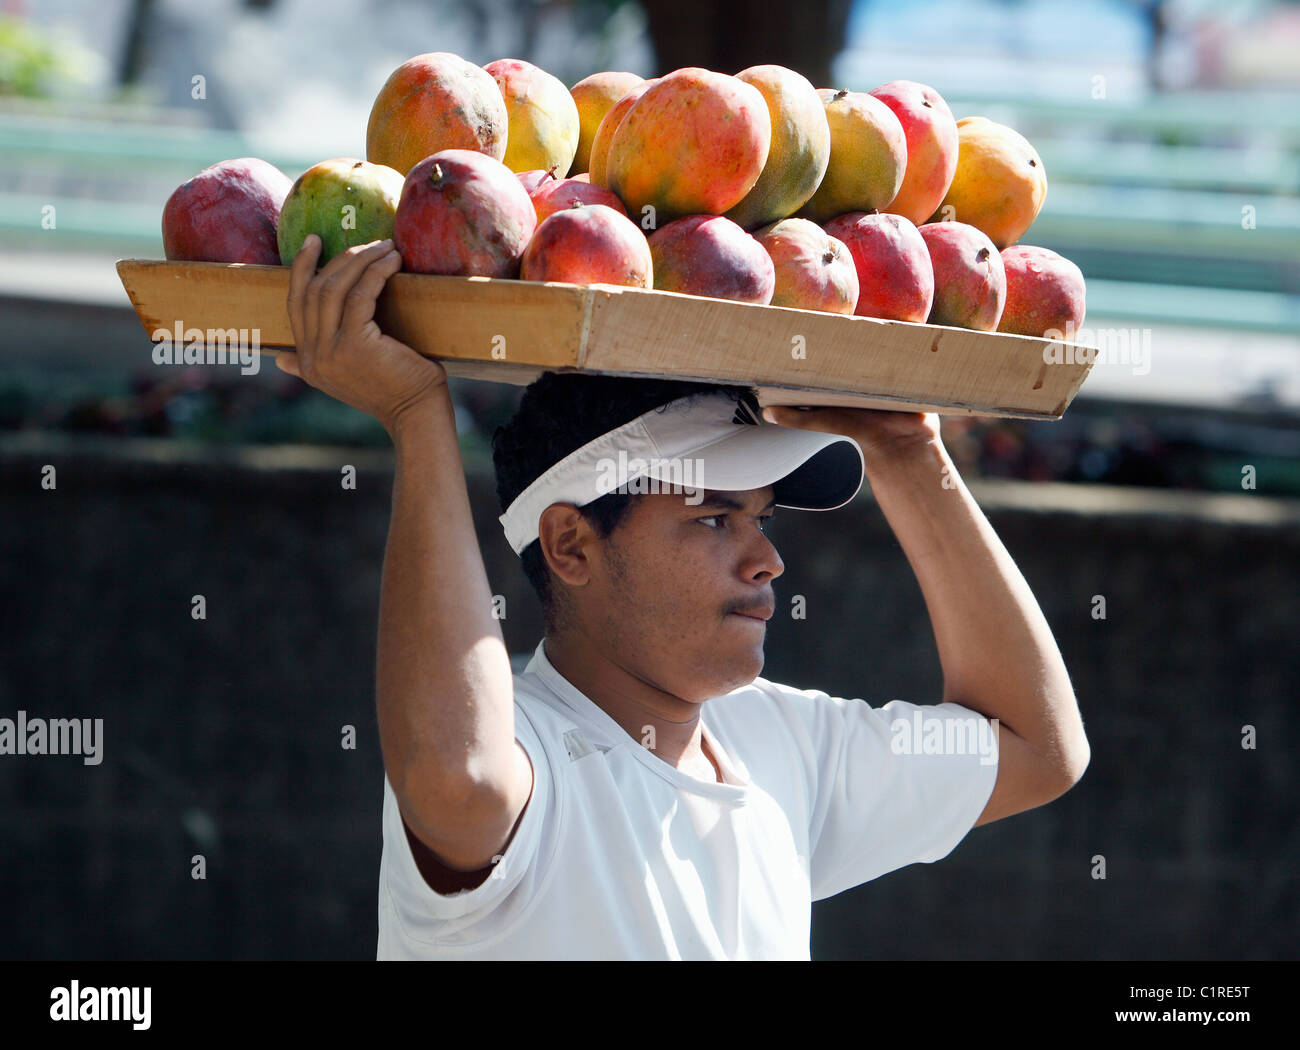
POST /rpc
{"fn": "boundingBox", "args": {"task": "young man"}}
[278,237,1090,960]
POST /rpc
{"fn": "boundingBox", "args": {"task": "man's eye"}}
[698,515,774,532]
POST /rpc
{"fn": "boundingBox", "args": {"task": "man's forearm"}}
[861,436,1089,782]
[376,388,516,807]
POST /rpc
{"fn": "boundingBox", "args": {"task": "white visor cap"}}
[498,390,865,557]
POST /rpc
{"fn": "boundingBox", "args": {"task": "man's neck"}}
[543,633,712,774]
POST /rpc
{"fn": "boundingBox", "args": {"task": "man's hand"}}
[761,404,942,462]
[276,234,449,435]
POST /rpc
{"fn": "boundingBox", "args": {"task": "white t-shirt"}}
[377,638,999,960]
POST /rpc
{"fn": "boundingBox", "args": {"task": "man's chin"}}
[709,642,764,696]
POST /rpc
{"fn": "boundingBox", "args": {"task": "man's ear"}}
[538,503,593,589]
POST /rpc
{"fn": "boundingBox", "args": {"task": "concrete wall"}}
[2,431,1297,959]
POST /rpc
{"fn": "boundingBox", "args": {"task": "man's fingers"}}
[303,239,376,355]
[287,234,322,357]
[312,240,396,353]
[339,249,402,338]
[275,351,301,378]
[765,405,919,434]
[762,406,839,431]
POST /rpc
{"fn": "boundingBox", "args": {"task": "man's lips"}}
[729,605,774,622]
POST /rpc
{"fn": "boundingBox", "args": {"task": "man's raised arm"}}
[763,405,1090,827]
[279,235,532,874]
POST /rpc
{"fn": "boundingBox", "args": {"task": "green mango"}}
[277,158,405,266]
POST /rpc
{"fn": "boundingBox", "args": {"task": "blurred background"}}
[1,0,1297,960]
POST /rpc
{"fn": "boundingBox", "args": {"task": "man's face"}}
[571,484,784,702]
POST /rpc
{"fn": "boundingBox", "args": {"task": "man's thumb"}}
[764,405,816,427]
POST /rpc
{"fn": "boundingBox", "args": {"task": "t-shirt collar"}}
[521,638,748,795]
[523,638,627,750]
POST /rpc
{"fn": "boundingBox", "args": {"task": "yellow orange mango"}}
[366,52,508,175]
[931,116,1047,249]
[606,68,771,224]
[797,89,906,224]
[724,65,830,231]
[569,71,645,176]
[588,79,656,189]
[485,58,581,175]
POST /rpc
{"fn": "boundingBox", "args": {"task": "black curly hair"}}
[492,371,758,630]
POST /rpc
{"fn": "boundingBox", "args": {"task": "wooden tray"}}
[116,260,1094,419]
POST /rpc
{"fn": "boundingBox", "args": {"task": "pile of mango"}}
[161,52,1085,337]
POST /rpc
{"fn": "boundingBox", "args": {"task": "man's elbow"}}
[1042,722,1091,801]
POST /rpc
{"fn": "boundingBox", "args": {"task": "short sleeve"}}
[765,684,999,902]
[378,698,558,948]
